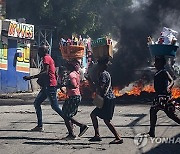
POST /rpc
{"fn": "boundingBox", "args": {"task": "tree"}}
[6,0,131,38]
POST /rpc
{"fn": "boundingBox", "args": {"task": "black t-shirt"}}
[154,69,169,95]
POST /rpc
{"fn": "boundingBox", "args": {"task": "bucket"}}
[149,44,179,57]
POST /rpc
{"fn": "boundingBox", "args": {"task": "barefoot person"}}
[147,56,180,137]
[62,59,89,139]
[88,57,123,144]
[23,45,65,131]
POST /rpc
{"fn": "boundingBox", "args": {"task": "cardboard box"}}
[92,45,113,59]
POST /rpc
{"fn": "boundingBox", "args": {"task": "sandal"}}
[109,139,123,144]
[89,136,102,142]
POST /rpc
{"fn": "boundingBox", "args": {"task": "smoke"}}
[130,0,151,11]
[103,0,180,88]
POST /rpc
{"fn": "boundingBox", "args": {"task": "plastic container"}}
[91,37,107,47]
[149,44,179,57]
[91,37,112,48]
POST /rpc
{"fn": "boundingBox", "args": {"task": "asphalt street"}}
[0,99,179,154]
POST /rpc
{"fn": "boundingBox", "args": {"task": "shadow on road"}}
[145,133,180,154]
[10,121,179,128]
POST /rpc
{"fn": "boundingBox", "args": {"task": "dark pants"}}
[34,86,65,127]
[149,102,180,135]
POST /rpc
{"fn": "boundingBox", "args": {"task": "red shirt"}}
[43,54,57,86]
[67,71,80,96]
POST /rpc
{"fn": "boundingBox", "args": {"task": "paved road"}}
[0,103,179,154]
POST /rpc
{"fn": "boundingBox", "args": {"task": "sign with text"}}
[0,42,7,70]
[8,21,34,40]
[16,43,30,73]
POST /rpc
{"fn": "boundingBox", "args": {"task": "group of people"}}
[23,45,180,145]
[23,46,88,140]
[23,45,122,144]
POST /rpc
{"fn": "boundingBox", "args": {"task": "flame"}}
[113,84,180,99]
[57,90,68,101]
[126,86,141,96]
[57,80,180,100]
[113,87,123,97]
[172,88,180,99]
[142,85,155,93]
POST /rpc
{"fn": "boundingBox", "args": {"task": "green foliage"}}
[6,0,132,38]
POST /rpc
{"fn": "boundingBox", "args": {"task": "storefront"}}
[0,19,34,93]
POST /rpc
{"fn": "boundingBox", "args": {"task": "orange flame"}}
[126,86,141,96]
[57,90,68,101]
[172,88,180,99]
[113,84,180,99]
[142,85,155,93]
[57,81,180,100]
[113,87,123,97]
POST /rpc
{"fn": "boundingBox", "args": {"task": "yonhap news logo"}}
[134,133,148,148]
[134,133,180,148]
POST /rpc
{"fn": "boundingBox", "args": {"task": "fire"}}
[126,86,141,96]
[57,90,68,101]
[113,84,180,99]
[172,88,180,99]
[142,85,155,93]
[57,80,180,100]
[113,85,142,97]
[113,87,123,97]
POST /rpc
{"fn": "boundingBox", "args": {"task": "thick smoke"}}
[103,0,180,88]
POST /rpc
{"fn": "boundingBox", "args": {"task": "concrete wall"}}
[29,68,40,92]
